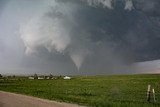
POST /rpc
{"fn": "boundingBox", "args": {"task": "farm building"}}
[38,77,44,80]
[63,76,71,80]
[28,77,34,79]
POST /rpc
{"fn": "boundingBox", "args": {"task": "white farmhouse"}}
[38,77,44,80]
[63,76,71,80]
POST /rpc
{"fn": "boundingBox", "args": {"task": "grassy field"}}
[0,74,160,107]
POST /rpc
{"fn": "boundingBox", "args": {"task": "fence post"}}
[152,88,156,102]
[147,85,151,102]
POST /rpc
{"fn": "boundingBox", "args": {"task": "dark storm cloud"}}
[82,0,160,62]
[0,0,8,16]
[1,0,160,75]
[19,0,160,74]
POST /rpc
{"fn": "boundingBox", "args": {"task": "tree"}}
[0,74,2,78]
[12,75,16,78]
[49,74,53,79]
[34,73,38,79]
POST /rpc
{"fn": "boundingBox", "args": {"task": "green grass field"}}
[0,74,160,107]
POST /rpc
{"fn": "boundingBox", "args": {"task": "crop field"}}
[0,74,160,107]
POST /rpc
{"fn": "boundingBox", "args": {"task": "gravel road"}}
[0,91,85,107]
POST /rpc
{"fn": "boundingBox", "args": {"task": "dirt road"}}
[0,91,85,107]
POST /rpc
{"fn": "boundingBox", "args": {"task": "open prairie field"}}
[0,74,160,107]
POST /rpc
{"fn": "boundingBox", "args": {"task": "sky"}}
[0,0,160,75]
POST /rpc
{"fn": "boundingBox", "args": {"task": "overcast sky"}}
[0,0,160,75]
